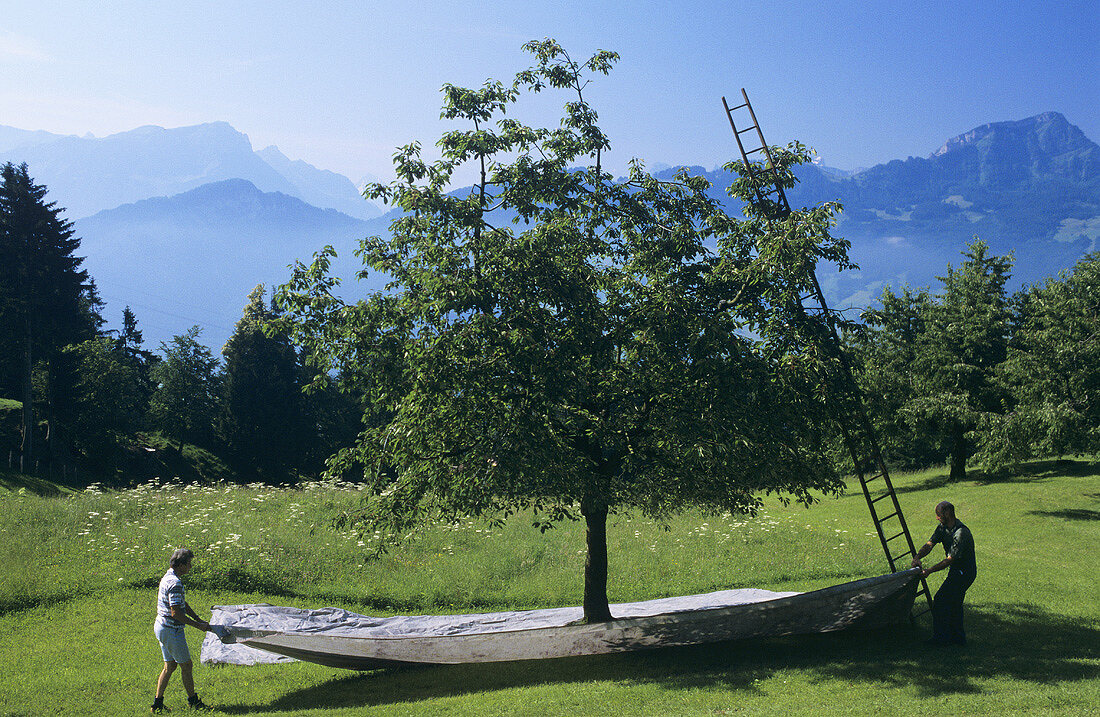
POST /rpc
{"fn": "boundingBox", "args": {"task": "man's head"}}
[935,501,956,527]
[170,548,194,573]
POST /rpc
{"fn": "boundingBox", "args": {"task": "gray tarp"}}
[201,587,799,666]
[200,571,919,669]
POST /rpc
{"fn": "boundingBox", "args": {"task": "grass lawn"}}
[1,460,1097,715]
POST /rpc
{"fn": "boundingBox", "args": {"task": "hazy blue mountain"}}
[257,145,382,220]
[23,111,1100,351]
[0,125,72,153]
[0,122,381,220]
[663,112,1099,306]
[76,179,390,351]
[0,123,299,218]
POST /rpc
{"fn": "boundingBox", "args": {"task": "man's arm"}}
[920,554,953,577]
[910,541,934,568]
[170,604,211,632]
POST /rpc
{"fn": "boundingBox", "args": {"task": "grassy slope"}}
[0,461,1097,716]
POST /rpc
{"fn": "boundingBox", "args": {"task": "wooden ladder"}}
[722,88,933,614]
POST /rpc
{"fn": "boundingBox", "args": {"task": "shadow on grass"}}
[1028,508,1100,521]
[0,472,71,497]
[997,458,1100,482]
[215,602,1099,713]
[895,458,1100,494]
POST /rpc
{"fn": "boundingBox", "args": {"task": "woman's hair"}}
[170,548,194,569]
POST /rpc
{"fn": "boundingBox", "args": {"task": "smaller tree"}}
[58,337,144,470]
[853,286,944,469]
[148,326,221,453]
[219,285,304,481]
[986,252,1100,464]
[113,306,157,412]
[857,241,1013,480]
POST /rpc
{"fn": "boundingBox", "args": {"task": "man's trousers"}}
[931,567,976,644]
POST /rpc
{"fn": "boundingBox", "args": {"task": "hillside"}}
[77,179,388,349]
[0,122,382,220]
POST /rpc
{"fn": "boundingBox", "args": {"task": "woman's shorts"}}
[154,621,192,664]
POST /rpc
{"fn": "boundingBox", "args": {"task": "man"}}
[911,501,976,646]
[152,548,214,712]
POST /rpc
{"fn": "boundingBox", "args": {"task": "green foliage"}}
[56,337,145,469]
[0,398,20,459]
[850,286,944,468]
[148,327,221,452]
[0,162,102,465]
[274,40,851,620]
[985,252,1100,464]
[219,285,305,482]
[855,240,1014,479]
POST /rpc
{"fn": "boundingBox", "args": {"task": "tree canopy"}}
[274,40,853,620]
[219,285,306,482]
[148,326,221,453]
[987,251,1100,463]
[854,240,1015,479]
[0,162,100,467]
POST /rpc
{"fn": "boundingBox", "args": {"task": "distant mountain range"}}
[76,179,380,351]
[2,113,1097,351]
[661,111,1100,307]
[0,122,382,221]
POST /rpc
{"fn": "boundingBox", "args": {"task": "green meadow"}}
[1,460,1098,716]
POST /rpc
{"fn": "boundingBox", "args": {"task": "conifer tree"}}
[0,162,100,469]
[148,327,220,453]
[219,285,303,481]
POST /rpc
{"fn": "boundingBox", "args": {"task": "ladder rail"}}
[722,89,933,612]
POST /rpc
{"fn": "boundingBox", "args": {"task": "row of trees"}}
[851,241,1100,480]
[0,161,357,481]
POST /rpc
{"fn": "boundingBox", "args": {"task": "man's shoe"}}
[150,698,170,713]
[187,695,210,710]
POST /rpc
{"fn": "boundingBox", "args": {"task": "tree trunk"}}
[19,314,33,473]
[581,502,613,623]
[949,423,967,482]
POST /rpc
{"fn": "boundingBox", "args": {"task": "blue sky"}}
[2,0,1097,183]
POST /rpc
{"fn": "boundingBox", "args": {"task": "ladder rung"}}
[871,492,893,504]
[885,530,905,542]
[728,102,748,110]
[745,147,764,155]
[737,125,757,135]
[879,511,899,522]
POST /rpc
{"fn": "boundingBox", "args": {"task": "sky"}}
[2,0,1098,184]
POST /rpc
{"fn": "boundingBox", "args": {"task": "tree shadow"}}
[1027,508,1100,521]
[894,458,1100,494]
[214,602,1099,713]
[0,472,69,497]
[997,458,1100,482]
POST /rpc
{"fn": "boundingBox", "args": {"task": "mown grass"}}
[1,459,1098,715]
